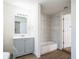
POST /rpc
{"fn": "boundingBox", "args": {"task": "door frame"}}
[62,17,65,49]
[62,13,71,49]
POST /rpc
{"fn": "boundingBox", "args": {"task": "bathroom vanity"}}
[13,37,34,57]
[13,14,34,58]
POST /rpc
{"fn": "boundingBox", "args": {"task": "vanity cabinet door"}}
[24,38,34,54]
[13,39,24,57]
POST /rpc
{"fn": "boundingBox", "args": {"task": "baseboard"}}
[33,52,40,58]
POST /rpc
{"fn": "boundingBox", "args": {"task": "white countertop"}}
[13,37,34,39]
[13,35,34,39]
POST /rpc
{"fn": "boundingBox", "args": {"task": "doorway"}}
[62,13,71,54]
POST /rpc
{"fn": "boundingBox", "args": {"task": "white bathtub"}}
[40,41,57,55]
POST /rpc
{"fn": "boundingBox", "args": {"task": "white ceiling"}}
[4,0,71,15]
[40,0,71,15]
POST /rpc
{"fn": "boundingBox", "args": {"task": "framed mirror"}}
[15,15,27,34]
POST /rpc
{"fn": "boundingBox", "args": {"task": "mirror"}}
[15,15,27,34]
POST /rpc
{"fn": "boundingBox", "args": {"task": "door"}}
[63,14,71,48]
[24,38,34,54]
[13,39,24,57]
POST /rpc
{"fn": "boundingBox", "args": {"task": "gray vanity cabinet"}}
[13,38,34,57]
[13,39,24,57]
[24,38,34,54]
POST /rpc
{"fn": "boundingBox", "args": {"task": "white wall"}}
[51,8,71,49]
[51,14,62,49]
[4,2,40,57]
[4,2,14,53]
[39,12,52,43]
[71,0,76,59]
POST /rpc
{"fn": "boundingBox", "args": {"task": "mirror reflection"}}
[15,16,27,34]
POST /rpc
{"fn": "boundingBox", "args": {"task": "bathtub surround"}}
[39,10,58,55]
